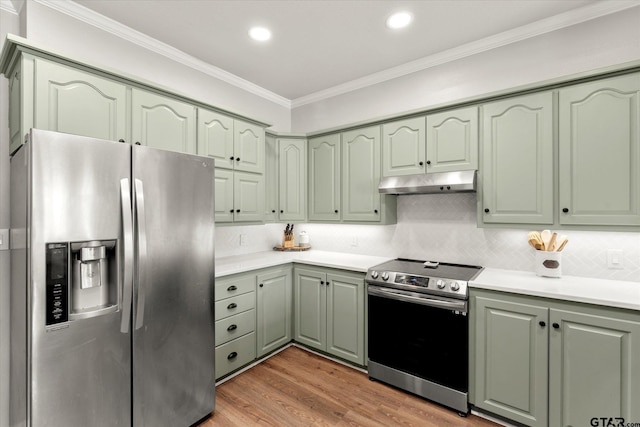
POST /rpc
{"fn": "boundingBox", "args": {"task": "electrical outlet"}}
[240,234,247,247]
[350,235,358,247]
[0,229,9,250]
[606,249,624,269]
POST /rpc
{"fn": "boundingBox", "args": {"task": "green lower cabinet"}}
[293,265,365,365]
[473,294,549,427]
[471,289,640,427]
[256,267,292,357]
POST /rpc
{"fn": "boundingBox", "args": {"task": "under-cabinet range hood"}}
[378,170,477,195]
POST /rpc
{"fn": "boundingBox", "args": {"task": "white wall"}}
[291,7,640,133]
[216,194,640,283]
[21,0,292,132]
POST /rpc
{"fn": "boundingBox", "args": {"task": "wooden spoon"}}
[556,236,569,252]
[527,231,544,250]
[541,230,552,251]
[548,232,558,252]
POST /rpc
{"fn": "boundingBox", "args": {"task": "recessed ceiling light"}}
[386,12,413,29]
[249,27,272,42]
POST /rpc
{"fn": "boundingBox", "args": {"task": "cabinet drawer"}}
[215,309,256,346]
[215,332,256,379]
[215,292,255,321]
[215,274,255,301]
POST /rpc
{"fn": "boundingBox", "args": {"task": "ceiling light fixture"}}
[386,12,413,30]
[249,27,272,42]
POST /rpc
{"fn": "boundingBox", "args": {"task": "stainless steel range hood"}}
[378,170,477,194]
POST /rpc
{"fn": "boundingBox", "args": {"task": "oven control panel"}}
[367,270,467,298]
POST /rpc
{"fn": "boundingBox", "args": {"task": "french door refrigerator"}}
[10,129,216,426]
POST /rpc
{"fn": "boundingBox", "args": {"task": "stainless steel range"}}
[366,258,483,415]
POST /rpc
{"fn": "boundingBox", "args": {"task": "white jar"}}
[298,231,309,246]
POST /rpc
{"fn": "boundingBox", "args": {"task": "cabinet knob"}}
[236,157,240,162]
[374,209,378,214]
[227,324,237,331]
[230,156,235,160]
[419,161,424,166]
[280,210,284,214]
[118,139,125,143]
[552,322,560,329]
[426,160,431,165]
[135,142,141,145]
[236,209,240,213]
[227,352,238,360]
[230,209,234,213]
[562,208,569,213]
[320,281,325,285]
[440,186,444,191]
[326,281,330,286]
[272,209,276,213]
[446,186,451,190]
[484,208,490,213]
[539,321,546,327]
[259,283,264,288]
[227,303,237,309]
[335,210,339,214]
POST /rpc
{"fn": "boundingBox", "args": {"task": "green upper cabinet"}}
[474,294,549,427]
[131,88,196,154]
[256,267,292,358]
[278,138,307,222]
[308,134,342,222]
[264,134,279,222]
[214,168,264,223]
[342,126,382,221]
[197,110,265,174]
[382,117,426,177]
[426,106,478,173]
[34,58,127,144]
[548,308,640,427]
[481,92,554,224]
[558,73,640,226]
[197,108,234,168]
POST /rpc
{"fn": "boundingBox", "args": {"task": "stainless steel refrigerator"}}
[10,129,216,426]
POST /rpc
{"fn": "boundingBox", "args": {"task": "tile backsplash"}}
[215,193,640,282]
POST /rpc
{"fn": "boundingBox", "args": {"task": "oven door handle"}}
[368,286,467,312]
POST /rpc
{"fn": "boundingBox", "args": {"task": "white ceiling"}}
[48,1,638,104]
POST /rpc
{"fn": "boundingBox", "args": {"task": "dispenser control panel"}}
[46,242,68,325]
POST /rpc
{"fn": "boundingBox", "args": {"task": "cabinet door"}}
[308,134,341,221]
[233,172,265,222]
[264,135,279,222]
[426,106,478,173]
[35,59,127,142]
[197,108,234,169]
[278,139,306,221]
[131,89,196,154]
[214,169,234,223]
[294,267,326,351]
[382,117,426,177]
[234,120,265,174]
[256,268,292,357]
[475,296,548,427]
[342,126,381,221]
[559,73,640,226]
[326,273,364,365]
[481,92,554,224]
[549,309,640,427]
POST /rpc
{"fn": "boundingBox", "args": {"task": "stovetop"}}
[366,258,483,299]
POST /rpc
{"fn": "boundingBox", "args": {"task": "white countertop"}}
[471,268,640,311]
[215,250,392,277]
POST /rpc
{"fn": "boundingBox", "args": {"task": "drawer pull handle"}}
[227,285,237,291]
[227,303,237,309]
[227,324,237,331]
[227,352,238,360]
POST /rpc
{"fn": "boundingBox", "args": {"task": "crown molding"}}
[0,0,23,14]
[291,1,640,108]
[34,0,292,108]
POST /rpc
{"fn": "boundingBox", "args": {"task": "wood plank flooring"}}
[199,346,499,427]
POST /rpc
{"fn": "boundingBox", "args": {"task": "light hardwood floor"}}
[200,346,499,427]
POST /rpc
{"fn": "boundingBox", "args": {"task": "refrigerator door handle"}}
[134,178,148,330]
[120,178,134,333]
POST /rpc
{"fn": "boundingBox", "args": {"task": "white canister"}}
[535,251,561,278]
[298,231,310,246]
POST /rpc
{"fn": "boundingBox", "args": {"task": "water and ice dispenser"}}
[45,240,118,326]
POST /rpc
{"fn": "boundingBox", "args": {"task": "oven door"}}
[367,285,468,393]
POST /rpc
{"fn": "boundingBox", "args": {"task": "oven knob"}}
[436,279,446,289]
[451,281,460,292]
[370,271,379,279]
[381,272,390,281]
